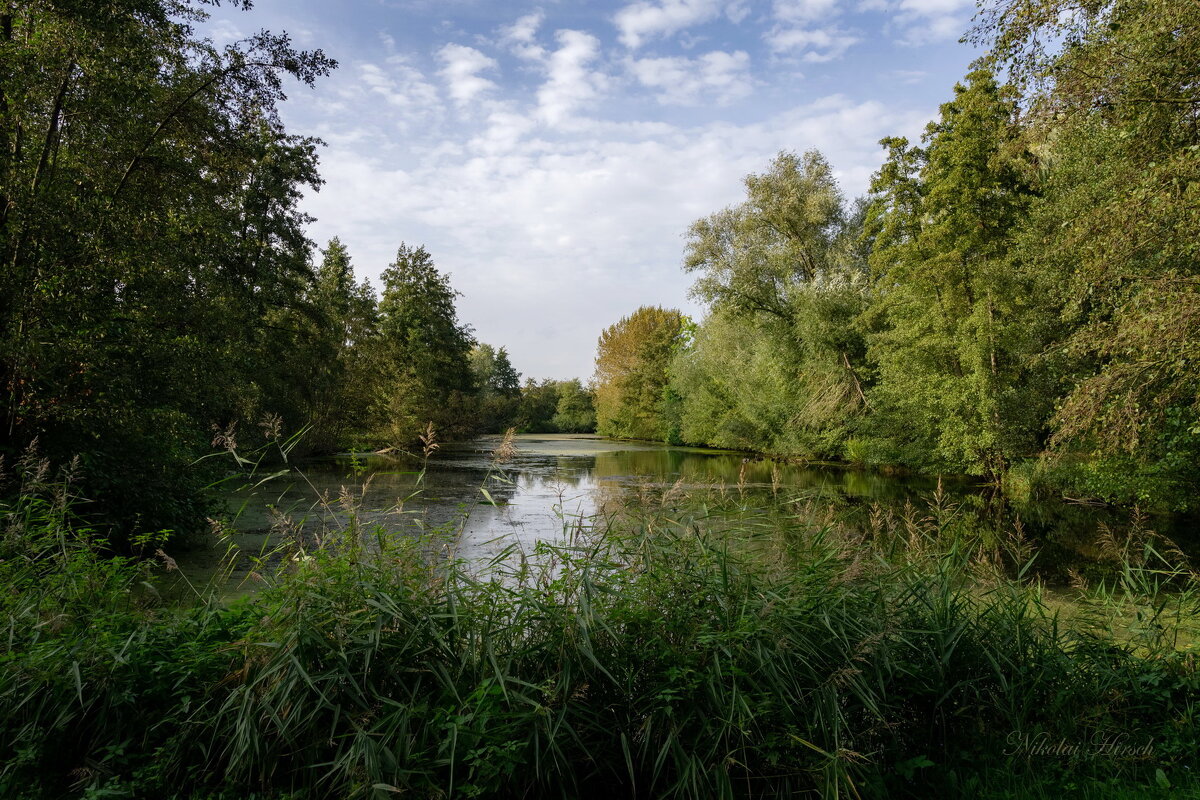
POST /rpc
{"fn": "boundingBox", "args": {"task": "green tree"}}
[517,378,561,433]
[470,343,522,432]
[0,1,334,536]
[862,69,1044,475]
[298,238,379,451]
[594,306,686,440]
[974,0,1200,506]
[373,243,475,445]
[675,150,868,456]
[471,344,521,397]
[684,151,844,321]
[670,307,857,455]
[552,379,596,433]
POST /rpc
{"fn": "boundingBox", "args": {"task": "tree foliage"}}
[666,150,869,458]
[373,243,475,446]
[0,1,335,535]
[862,69,1047,475]
[600,5,1200,508]
[552,379,596,433]
[594,306,685,441]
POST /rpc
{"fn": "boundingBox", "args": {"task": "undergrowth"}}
[0,439,1197,799]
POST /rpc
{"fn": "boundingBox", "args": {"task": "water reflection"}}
[185,433,1196,591]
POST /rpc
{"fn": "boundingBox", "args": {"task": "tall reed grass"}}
[0,443,1196,798]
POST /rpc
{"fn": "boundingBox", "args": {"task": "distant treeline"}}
[284,236,597,450]
[0,2,592,540]
[592,0,1200,512]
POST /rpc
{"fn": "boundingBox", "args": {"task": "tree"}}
[973,0,1200,505]
[374,243,475,445]
[675,150,868,456]
[490,348,522,397]
[684,151,844,322]
[862,69,1044,475]
[670,308,855,455]
[593,306,686,440]
[470,344,521,397]
[552,380,596,433]
[517,378,561,433]
[470,343,522,432]
[0,1,335,537]
[297,238,379,451]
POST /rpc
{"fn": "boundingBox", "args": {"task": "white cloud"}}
[502,10,543,43]
[725,0,751,23]
[499,10,546,60]
[359,60,441,114]
[298,95,929,378]
[614,0,723,49]
[890,68,928,84]
[537,30,606,125]
[209,19,243,46]
[774,0,842,23]
[469,110,537,154]
[628,50,753,105]
[892,0,974,43]
[437,43,500,105]
[766,25,860,61]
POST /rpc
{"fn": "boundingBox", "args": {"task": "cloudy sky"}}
[203,0,984,380]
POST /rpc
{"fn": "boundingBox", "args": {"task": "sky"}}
[202,0,985,380]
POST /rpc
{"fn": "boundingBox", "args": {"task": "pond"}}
[176,433,1196,595]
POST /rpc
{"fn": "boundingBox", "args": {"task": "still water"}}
[181,434,1194,592]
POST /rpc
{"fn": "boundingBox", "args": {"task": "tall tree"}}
[684,150,844,321]
[374,243,474,445]
[0,1,334,535]
[516,378,561,433]
[471,344,521,397]
[863,69,1043,475]
[676,150,868,456]
[299,238,378,451]
[975,0,1200,505]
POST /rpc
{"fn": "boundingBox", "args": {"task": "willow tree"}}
[673,150,868,456]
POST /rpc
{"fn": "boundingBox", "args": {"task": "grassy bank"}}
[1,456,1197,799]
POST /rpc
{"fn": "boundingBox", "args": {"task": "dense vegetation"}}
[0,1,594,538]
[2,449,1197,799]
[593,0,1200,512]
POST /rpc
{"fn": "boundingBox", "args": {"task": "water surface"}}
[178,434,1195,593]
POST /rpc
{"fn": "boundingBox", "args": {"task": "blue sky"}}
[203,0,984,380]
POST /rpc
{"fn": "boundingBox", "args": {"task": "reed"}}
[0,451,1196,798]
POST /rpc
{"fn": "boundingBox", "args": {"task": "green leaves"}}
[594,306,686,441]
[862,69,1043,476]
[0,1,336,536]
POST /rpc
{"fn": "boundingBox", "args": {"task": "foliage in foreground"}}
[1,462,1198,799]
